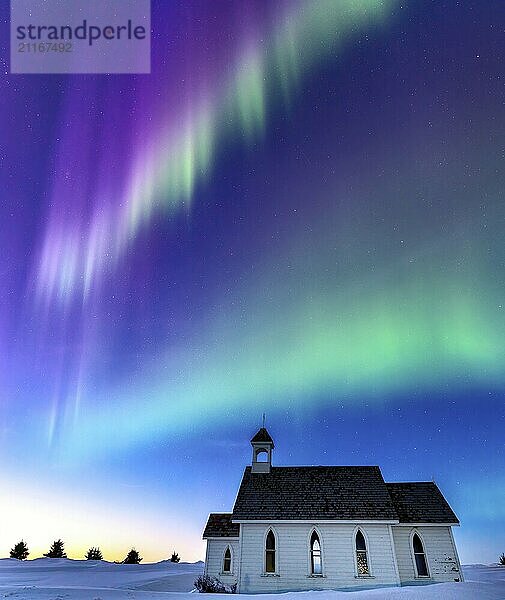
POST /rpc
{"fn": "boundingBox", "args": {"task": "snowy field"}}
[0,560,504,600]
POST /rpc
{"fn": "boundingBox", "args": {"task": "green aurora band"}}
[37,0,505,460]
[59,173,504,458]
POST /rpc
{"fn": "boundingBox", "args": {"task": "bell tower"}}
[251,425,274,473]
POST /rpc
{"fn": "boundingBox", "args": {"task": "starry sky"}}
[0,0,504,564]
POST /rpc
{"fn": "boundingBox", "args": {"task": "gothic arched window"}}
[265,529,276,573]
[355,529,369,576]
[310,530,322,574]
[222,546,232,573]
[412,533,429,577]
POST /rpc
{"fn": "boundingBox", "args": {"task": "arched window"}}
[265,529,276,573]
[222,546,232,573]
[355,529,370,576]
[310,530,322,574]
[256,449,268,462]
[412,533,429,577]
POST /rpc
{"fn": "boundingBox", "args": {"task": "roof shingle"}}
[203,513,240,538]
[386,482,459,524]
[232,466,398,521]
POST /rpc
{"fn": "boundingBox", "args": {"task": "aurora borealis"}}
[0,0,504,564]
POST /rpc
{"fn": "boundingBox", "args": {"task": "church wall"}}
[237,522,399,593]
[391,525,463,585]
[205,537,240,588]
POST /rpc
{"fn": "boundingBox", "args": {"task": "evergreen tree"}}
[85,547,103,560]
[500,553,505,565]
[43,539,67,558]
[170,551,180,563]
[122,548,142,564]
[10,540,29,560]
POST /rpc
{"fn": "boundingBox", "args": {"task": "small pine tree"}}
[122,548,142,564]
[43,539,67,558]
[500,553,505,566]
[170,551,180,563]
[10,540,29,560]
[85,547,103,560]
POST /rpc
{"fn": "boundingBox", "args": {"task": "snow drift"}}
[0,560,503,599]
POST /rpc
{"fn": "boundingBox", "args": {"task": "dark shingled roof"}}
[232,466,398,521]
[386,482,460,524]
[251,428,274,446]
[203,513,240,538]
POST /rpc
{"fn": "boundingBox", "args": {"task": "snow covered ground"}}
[0,558,203,599]
[0,560,503,599]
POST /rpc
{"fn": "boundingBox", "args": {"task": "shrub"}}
[10,540,29,560]
[500,553,505,566]
[170,551,180,563]
[194,575,236,593]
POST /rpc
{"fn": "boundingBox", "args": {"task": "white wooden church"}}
[203,427,463,593]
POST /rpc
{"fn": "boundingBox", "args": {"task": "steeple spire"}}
[250,424,274,473]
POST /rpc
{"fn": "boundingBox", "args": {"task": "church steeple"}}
[251,426,274,473]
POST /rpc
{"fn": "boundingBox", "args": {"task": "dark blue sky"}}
[0,0,504,562]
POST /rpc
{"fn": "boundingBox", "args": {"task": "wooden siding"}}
[391,526,462,585]
[238,523,399,593]
[205,538,240,586]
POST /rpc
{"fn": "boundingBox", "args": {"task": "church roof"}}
[203,513,240,538]
[250,427,274,446]
[230,467,459,524]
[203,470,459,536]
[232,466,398,521]
[386,482,460,524]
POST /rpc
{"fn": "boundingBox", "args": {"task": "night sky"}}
[0,0,504,563]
